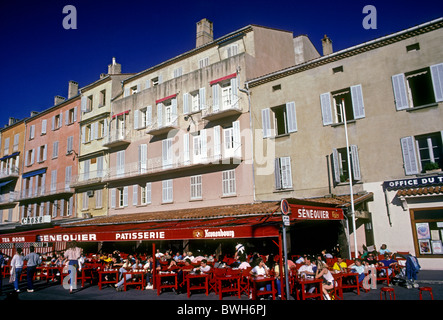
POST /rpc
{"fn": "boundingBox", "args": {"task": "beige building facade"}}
[247,18,443,269]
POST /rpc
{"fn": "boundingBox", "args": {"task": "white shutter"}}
[51,170,57,192]
[400,136,419,175]
[53,141,58,158]
[37,146,41,163]
[320,92,333,125]
[157,103,163,127]
[111,188,116,208]
[65,110,69,125]
[183,133,190,164]
[43,144,47,161]
[123,186,128,207]
[286,101,297,133]
[59,112,63,128]
[200,129,207,161]
[133,185,138,206]
[274,158,282,190]
[65,166,72,189]
[41,173,46,194]
[139,144,147,172]
[332,148,341,184]
[213,126,221,160]
[280,156,293,189]
[350,145,361,181]
[124,88,130,97]
[41,119,47,135]
[146,106,152,126]
[146,182,152,204]
[30,125,35,139]
[183,93,189,114]
[117,150,125,176]
[430,63,443,102]
[199,87,206,109]
[103,119,108,137]
[97,156,103,178]
[261,108,271,138]
[162,138,172,169]
[172,98,178,125]
[81,97,87,112]
[30,149,35,165]
[137,83,141,92]
[73,107,77,122]
[51,116,55,131]
[230,77,238,108]
[233,120,241,159]
[68,196,74,216]
[134,110,139,130]
[392,74,410,110]
[81,126,86,143]
[84,159,90,180]
[145,79,151,89]
[212,84,220,112]
[162,180,172,203]
[350,84,365,119]
[25,151,28,167]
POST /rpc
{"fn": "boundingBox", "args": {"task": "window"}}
[151,77,160,87]
[173,67,183,78]
[136,107,151,129]
[37,145,47,163]
[85,124,91,143]
[401,132,443,175]
[411,208,443,258]
[141,183,151,205]
[320,85,365,126]
[130,85,138,95]
[162,179,173,203]
[52,141,59,159]
[199,57,209,69]
[222,169,236,196]
[157,97,177,127]
[190,175,202,200]
[3,138,9,155]
[262,102,297,138]
[183,89,205,114]
[29,125,35,140]
[274,157,293,190]
[87,95,93,111]
[66,108,77,125]
[13,134,19,152]
[392,63,443,110]
[52,114,62,130]
[192,131,205,163]
[162,138,173,169]
[221,82,232,109]
[25,149,34,166]
[95,189,103,208]
[99,90,106,107]
[41,119,47,135]
[227,44,238,57]
[406,43,420,52]
[211,76,237,112]
[98,120,106,138]
[332,145,361,184]
[117,187,128,208]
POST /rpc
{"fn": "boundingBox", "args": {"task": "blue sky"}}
[0,0,441,128]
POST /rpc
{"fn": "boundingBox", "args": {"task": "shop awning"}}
[22,168,47,179]
[0,180,14,188]
[0,152,20,161]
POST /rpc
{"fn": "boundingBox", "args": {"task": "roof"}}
[287,192,374,209]
[396,186,443,197]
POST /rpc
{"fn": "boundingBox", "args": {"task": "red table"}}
[123,271,145,291]
[340,272,360,295]
[156,271,178,295]
[216,274,241,300]
[78,267,95,288]
[250,276,276,300]
[186,273,209,298]
[295,277,323,300]
[98,270,119,289]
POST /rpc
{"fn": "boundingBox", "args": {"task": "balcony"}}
[0,191,19,205]
[18,182,74,201]
[202,97,242,121]
[70,170,105,188]
[103,131,131,148]
[146,116,179,136]
[0,166,20,181]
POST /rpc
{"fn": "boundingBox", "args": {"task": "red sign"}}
[289,204,344,221]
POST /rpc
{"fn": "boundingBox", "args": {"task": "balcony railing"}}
[146,115,179,135]
[0,191,19,204]
[201,96,242,121]
[70,169,105,188]
[19,182,74,201]
[0,166,20,180]
[102,130,131,148]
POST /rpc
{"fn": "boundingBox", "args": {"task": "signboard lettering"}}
[384,175,443,190]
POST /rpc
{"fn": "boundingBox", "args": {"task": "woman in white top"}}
[315,260,336,300]
[10,248,24,292]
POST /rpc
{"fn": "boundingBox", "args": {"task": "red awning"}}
[209,73,237,86]
[156,94,177,104]
[112,110,130,119]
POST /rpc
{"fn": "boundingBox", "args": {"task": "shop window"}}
[411,208,443,257]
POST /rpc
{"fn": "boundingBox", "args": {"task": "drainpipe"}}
[238,81,256,202]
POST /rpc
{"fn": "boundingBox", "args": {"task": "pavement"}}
[0,270,441,316]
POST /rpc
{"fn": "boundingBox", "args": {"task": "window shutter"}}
[157,103,163,127]
[81,126,86,143]
[261,108,271,138]
[230,77,238,108]
[201,129,207,161]
[233,120,241,159]
[117,150,125,176]
[124,88,130,97]
[280,157,293,189]
[73,107,77,122]
[320,93,333,125]
[53,141,59,158]
[30,125,35,139]
[51,116,55,131]
[30,149,35,165]
[183,93,189,114]
[146,106,152,126]
[332,149,341,184]
[97,156,103,178]
[350,145,361,181]
[134,110,139,130]
[84,159,90,180]
[162,138,172,169]
[145,79,151,89]
[133,185,138,206]
[146,182,152,204]
[137,83,141,92]
[41,119,47,134]
[172,98,178,125]
[81,97,87,112]
[391,74,409,110]
[213,126,221,160]
[274,158,282,190]
[37,146,41,163]
[51,170,57,192]
[400,136,419,175]
[68,196,74,216]
[183,133,190,164]
[103,119,108,137]
[111,188,116,208]
[430,63,443,102]
[199,87,206,109]
[41,173,46,194]
[25,151,28,166]
[43,144,47,161]
[65,110,69,125]
[59,112,63,128]
[286,101,297,133]
[65,166,72,189]
[212,84,219,112]
[139,144,147,173]
[350,84,365,119]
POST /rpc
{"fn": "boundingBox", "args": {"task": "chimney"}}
[322,35,333,56]
[30,111,39,117]
[196,18,213,48]
[54,95,66,106]
[108,57,122,75]
[68,80,79,99]
[8,117,17,126]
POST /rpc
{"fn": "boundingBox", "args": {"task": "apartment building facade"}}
[0,118,26,225]
[247,18,443,269]
[18,82,81,225]
[104,19,318,215]
[72,59,134,218]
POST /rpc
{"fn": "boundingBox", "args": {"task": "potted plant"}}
[423,162,441,173]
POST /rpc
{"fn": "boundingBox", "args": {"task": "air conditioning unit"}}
[83,212,92,219]
[87,190,94,197]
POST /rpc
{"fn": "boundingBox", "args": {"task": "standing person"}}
[10,248,24,292]
[24,246,42,292]
[64,241,82,293]
[0,251,5,295]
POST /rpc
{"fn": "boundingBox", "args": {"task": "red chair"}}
[380,287,395,300]
[209,268,227,294]
[419,287,434,300]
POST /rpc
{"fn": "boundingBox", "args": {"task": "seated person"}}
[348,258,366,283]
[378,253,397,276]
[332,257,347,273]
[193,259,211,274]
[297,256,315,279]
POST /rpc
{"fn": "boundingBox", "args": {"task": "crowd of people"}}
[0,241,405,299]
